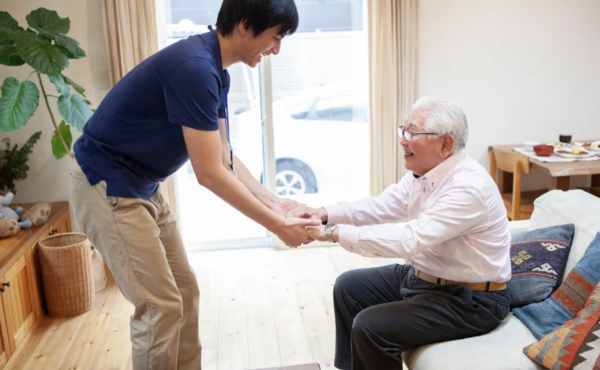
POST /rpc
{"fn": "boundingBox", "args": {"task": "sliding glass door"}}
[161,0,369,251]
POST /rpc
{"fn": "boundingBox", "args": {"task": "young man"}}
[70,1,316,369]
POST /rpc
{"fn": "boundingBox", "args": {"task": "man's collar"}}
[416,151,465,190]
[202,27,229,89]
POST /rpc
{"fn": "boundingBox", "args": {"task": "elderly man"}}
[289,97,511,370]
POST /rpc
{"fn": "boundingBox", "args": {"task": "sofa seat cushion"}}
[402,314,542,370]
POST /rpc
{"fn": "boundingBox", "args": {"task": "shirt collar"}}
[418,151,465,191]
[202,26,229,89]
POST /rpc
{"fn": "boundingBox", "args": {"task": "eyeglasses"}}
[397,126,438,142]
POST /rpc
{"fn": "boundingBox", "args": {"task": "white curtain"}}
[368,0,418,196]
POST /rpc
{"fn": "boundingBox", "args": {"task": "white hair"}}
[408,97,469,153]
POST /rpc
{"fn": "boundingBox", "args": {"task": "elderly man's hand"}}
[306,225,327,242]
[274,217,321,248]
[287,205,327,223]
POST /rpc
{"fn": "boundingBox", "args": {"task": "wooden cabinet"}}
[1,249,41,355]
[0,298,8,369]
[0,202,71,369]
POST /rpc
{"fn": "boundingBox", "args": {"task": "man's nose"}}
[400,135,409,146]
[272,41,281,55]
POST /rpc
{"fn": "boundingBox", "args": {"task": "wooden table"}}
[489,144,600,192]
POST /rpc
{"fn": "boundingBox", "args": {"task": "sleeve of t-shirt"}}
[162,57,221,131]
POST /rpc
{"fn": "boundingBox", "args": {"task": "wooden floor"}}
[5,246,377,370]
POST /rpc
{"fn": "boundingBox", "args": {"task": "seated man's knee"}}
[334,270,360,296]
[351,308,375,342]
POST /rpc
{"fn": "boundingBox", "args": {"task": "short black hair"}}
[216,0,299,38]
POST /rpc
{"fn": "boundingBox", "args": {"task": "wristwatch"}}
[325,223,338,243]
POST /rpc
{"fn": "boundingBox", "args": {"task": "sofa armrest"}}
[508,220,530,236]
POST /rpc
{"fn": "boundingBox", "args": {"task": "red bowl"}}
[534,144,554,156]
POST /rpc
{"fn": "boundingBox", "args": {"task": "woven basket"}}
[38,233,95,317]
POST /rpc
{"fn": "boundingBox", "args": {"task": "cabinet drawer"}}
[0,250,40,354]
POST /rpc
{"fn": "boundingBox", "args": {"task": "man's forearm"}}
[199,164,283,232]
[232,153,279,207]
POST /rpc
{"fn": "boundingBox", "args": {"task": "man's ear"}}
[441,135,455,156]
[238,20,251,37]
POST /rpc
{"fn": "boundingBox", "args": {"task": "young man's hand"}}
[274,217,321,247]
[269,197,301,217]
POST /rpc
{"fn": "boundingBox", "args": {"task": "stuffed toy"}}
[0,193,53,239]
[21,202,52,226]
[0,218,20,238]
[0,192,33,238]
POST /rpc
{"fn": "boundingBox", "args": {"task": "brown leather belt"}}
[414,269,506,291]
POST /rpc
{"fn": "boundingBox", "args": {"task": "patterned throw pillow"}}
[508,224,575,308]
[514,232,600,339]
[523,279,600,370]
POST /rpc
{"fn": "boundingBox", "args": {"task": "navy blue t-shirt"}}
[74,30,229,200]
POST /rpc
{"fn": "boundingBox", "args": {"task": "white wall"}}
[418,0,600,190]
[0,0,109,203]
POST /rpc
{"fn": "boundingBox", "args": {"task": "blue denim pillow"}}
[513,232,600,339]
[507,224,574,308]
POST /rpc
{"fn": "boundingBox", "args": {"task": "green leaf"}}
[0,77,39,132]
[0,12,25,41]
[57,94,93,132]
[63,75,85,97]
[16,32,68,75]
[54,35,85,59]
[49,74,70,97]
[0,44,25,66]
[25,8,85,59]
[1,138,9,144]
[51,120,72,159]
[26,8,70,35]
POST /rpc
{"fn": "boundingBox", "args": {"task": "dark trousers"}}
[333,264,510,370]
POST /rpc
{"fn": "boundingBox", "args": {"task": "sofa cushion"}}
[507,224,575,308]
[529,190,600,281]
[402,314,542,370]
[523,279,600,369]
[513,232,600,339]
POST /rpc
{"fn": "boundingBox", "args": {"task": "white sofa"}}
[384,190,600,370]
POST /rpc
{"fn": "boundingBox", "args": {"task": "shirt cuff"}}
[324,203,349,224]
[337,225,374,257]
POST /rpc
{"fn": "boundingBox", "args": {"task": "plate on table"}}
[575,141,600,152]
[554,149,597,159]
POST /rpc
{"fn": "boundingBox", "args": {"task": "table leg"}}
[549,176,570,191]
[592,175,600,187]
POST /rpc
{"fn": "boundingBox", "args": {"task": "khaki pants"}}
[70,160,201,370]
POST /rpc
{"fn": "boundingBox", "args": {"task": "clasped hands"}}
[270,199,330,248]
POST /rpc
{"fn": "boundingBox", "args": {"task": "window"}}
[161,0,369,250]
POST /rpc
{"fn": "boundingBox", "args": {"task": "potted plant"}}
[0,7,94,160]
[0,132,41,194]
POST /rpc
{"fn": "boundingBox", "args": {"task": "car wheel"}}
[261,159,318,196]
